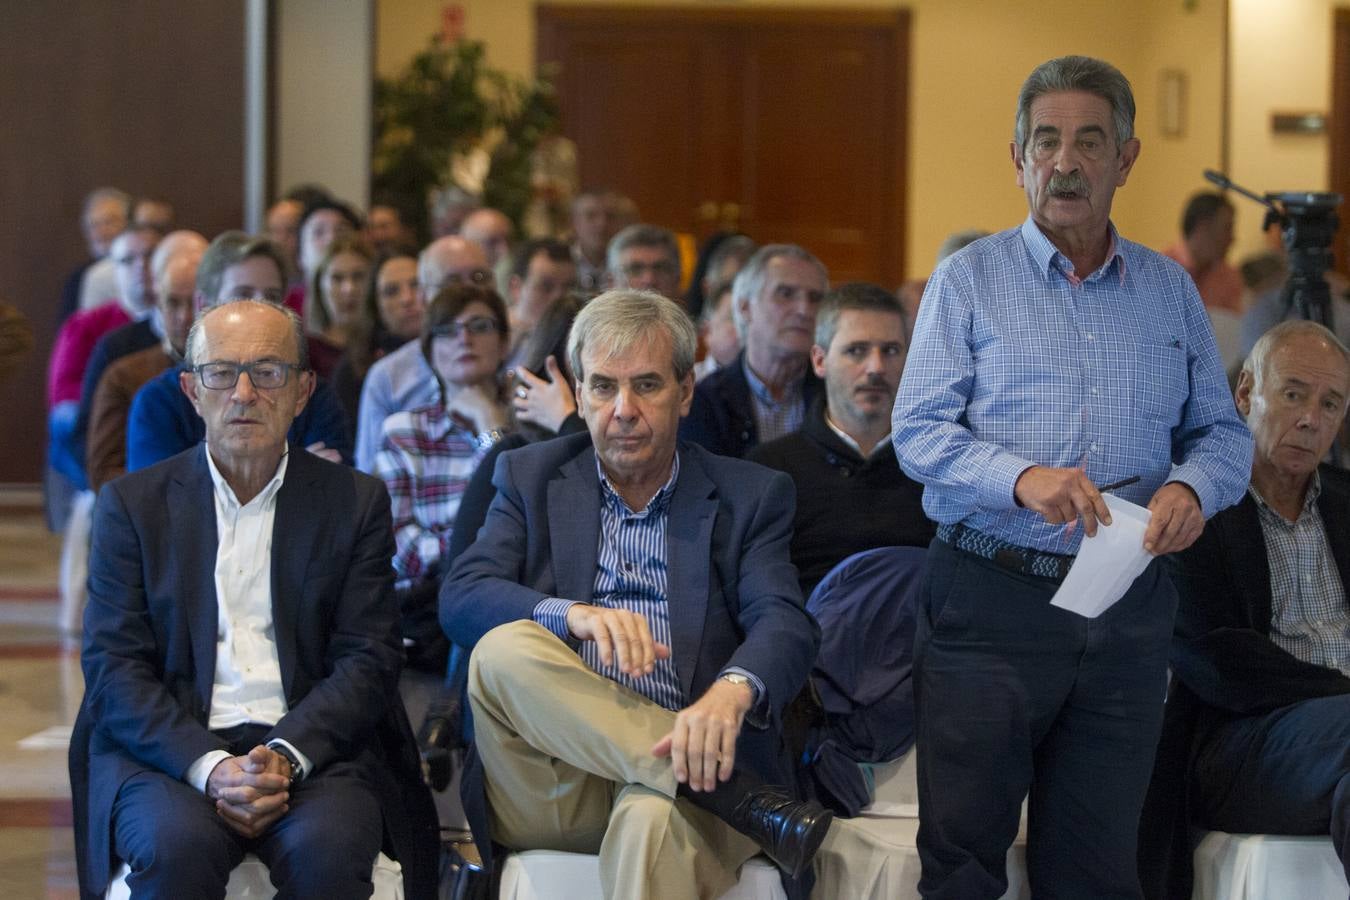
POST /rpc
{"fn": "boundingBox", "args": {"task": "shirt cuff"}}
[983,453,1039,511]
[720,666,769,729]
[533,597,579,641]
[186,749,232,795]
[267,739,312,781]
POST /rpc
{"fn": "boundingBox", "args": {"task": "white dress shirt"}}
[184,449,312,792]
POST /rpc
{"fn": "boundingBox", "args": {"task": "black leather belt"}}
[936,522,1075,582]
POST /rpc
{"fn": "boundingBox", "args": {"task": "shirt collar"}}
[742,357,803,407]
[205,445,289,511]
[1020,215,1128,285]
[1249,470,1322,524]
[596,450,681,517]
[824,412,890,459]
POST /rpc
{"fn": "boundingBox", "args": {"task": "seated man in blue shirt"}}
[125,231,351,470]
[442,290,830,900]
[892,55,1252,899]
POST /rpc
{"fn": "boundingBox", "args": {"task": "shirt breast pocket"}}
[1131,343,1189,427]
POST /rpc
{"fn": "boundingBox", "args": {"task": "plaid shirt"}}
[744,359,806,446]
[1252,474,1350,674]
[374,404,488,589]
[893,216,1252,554]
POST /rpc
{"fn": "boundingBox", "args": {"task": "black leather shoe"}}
[730,788,833,878]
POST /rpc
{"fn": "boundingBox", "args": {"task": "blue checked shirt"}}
[534,453,766,712]
[744,359,807,445]
[892,217,1252,555]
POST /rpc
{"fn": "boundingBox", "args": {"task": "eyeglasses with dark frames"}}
[192,360,306,390]
[429,316,502,339]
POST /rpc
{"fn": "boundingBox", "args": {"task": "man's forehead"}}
[1268,339,1350,390]
[834,309,905,340]
[200,307,295,355]
[529,254,574,277]
[584,336,674,378]
[765,256,825,288]
[1029,91,1114,129]
[222,257,284,290]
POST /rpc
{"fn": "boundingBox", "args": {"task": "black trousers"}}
[1193,693,1350,881]
[914,538,1176,900]
[111,724,383,900]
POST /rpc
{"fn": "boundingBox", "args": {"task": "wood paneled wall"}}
[0,1,247,484]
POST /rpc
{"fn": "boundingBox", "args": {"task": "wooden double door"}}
[537,6,910,285]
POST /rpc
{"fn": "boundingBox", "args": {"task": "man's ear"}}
[810,344,827,379]
[678,370,695,417]
[179,370,201,415]
[1234,369,1254,417]
[291,369,315,418]
[1115,137,1141,186]
[1010,141,1026,188]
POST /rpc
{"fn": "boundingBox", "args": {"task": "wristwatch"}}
[269,742,304,790]
[475,428,505,451]
[719,672,753,691]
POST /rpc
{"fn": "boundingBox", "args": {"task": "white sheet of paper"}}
[1049,494,1154,619]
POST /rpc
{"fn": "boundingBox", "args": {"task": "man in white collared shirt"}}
[73,300,438,898]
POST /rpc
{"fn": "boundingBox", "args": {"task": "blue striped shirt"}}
[892,217,1252,555]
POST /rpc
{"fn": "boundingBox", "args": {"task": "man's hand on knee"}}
[565,605,671,678]
[651,679,753,792]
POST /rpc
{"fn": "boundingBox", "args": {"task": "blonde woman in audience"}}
[374,283,511,673]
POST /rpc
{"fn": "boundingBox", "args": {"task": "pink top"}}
[46,303,130,408]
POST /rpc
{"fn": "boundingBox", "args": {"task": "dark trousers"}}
[111,724,383,900]
[1193,693,1350,881]
[914,539,1176,900]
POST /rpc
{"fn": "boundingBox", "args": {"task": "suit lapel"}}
[1317,469,1350,604]
[270,451,317,700]
[548,448,601,604]
[171,447,220,719]
[1222,493,1274,630]
[665,451,718,702]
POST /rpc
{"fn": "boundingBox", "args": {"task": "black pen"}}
[1097,475,1141,493]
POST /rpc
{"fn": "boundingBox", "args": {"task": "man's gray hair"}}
[1013,55,1135,154]
[815,282,907,351]
[1243,319,1350,388]
[606,224,680,278]
[195,231,288,306]
[184,299,309,372]
[567,290,697,383]
[731,244,828,339]
[84,186,132,217]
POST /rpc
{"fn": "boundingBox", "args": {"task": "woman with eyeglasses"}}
[304,234,374,380]
[373,283,511,672]
[333,245,422,424]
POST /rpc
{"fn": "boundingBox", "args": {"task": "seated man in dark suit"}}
[73,299,437,898]
[125,231,351,470]
[750,283,933,598]
[1140,319,1350,895]
[680,245,827,458]
[441,290,831,900]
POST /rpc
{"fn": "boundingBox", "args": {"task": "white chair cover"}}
[105,850,403,899]
[497,850,785,900]
[1192,831,1345,900]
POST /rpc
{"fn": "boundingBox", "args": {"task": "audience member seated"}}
[681,244,828,458]
[355,235,493,471]
[569,189,623,294]
[70,299,438,899]
[47,224,161,489]
[440,290,831,898]
[304,234,374,379]
[365,194,417,254]
[607,223,682,301]
[749,283,934,598]
[693,280,741,382]
[265,197,304,286]
[448,292,588,567]
[85,236,201,491]
[333,245,423,425]
[684,232,754,320]
[290,197,361,319]
[373,284,511,673]
[1162,190,1243,315]
[126,231,351,470]
[73,230,209,475]
[132,197,175,234]
[1140,320,1350,898]
[459,206,515,291]
[504,237,577,363]
[59,187,130,323]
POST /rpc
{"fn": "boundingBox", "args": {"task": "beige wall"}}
[376,0,1232,277]
[1229,0,1338,262]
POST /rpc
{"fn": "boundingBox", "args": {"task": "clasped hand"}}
[205,744,292,838]
[564,605,753,793]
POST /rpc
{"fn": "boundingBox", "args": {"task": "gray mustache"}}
[1046,172,1090,196]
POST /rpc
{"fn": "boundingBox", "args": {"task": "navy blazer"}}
[680,350,823,459]
[1139,464,1350,899]
[440,432,821,870]
[70,446,439,899]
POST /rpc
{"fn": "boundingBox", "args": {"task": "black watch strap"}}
[268,742,303,789]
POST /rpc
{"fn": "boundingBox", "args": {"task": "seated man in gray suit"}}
[441,290,830,900]
[73,300,437,898]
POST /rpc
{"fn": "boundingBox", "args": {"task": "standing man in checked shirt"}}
[442,290,831,900]
[891,55,1252,899]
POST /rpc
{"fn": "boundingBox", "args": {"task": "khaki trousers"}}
[468,620,759,900]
